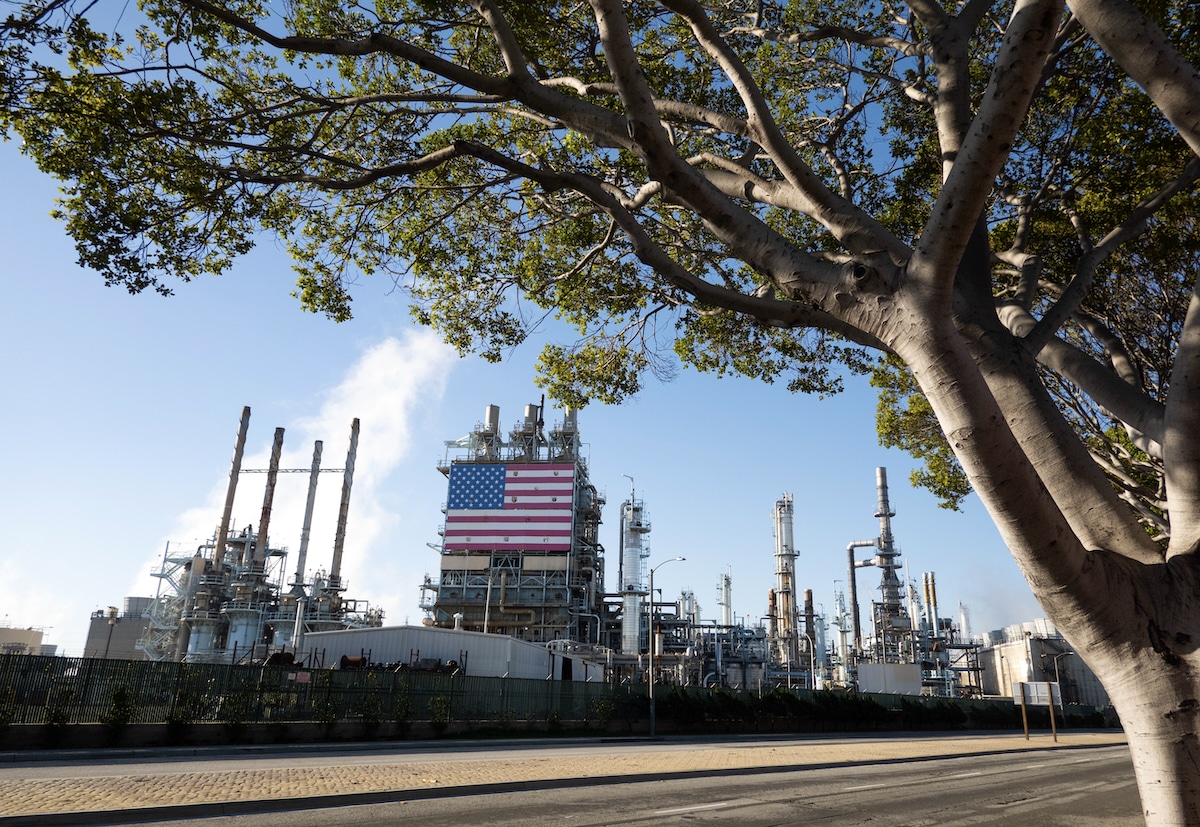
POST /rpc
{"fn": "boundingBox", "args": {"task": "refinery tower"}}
[140,407,381,663]
[420,402,605,644]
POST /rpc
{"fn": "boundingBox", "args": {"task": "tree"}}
[4,0,1200,820]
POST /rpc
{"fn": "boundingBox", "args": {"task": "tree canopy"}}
[6,0,1200,820]
[5,0,1195,522]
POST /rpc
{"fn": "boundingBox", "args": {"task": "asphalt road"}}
[70,741,1139,827]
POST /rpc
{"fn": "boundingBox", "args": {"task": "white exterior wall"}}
[304,625,605,681]
[858,662,923,694]
[0,626,44,655]
[977,637,1110,708]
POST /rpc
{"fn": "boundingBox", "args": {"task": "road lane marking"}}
[654,801,736,815]
[948,772,983,779]
[843,783,887,791]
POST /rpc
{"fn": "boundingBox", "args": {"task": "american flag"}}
[443,463,575,551]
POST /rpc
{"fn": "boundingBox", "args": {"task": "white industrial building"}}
[304,624,606,681]
[975,619,1109,708]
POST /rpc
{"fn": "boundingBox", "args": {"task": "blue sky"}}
[0,140,1043,656]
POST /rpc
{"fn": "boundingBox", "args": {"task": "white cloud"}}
[129,330,457,623]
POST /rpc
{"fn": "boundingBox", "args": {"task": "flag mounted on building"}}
[444,463,576,551]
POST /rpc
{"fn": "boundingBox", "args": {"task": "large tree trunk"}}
[899,312,1200,824]
[1062,552,1200,825]
[1099,647,1200,824]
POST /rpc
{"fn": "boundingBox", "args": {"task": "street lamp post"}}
[1048,650,1075,728]
[648,556,685,737]
[103,608,120,659]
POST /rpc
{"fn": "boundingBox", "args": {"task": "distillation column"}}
[718,570,733,627]
[873,467,908,661]
[226,426,285,659]
[875,468,903,610]
[771,494,800,669]
[619,493,651,655]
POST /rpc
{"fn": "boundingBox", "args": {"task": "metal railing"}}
[0,655,617,727]
[0,654,1081,733]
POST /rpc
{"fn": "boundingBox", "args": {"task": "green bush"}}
[101,685,135,732]
[392,693,412,735]
[899,698,968,730]
[429,695,451,734]
[585,695,615,728]
[44,686,74,727]
[220,687,257,737]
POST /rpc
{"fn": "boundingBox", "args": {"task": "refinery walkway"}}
[0,731,1128,825]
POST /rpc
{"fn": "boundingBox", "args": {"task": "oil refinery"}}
[82,400,1099,705]
[413,401,981,696]
[129,407,383,664]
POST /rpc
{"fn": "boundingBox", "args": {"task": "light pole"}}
[1046,650,1075,727]
[103,608,120,659]
[648,556,685,737]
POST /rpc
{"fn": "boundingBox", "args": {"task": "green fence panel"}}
[0,654,1065,732]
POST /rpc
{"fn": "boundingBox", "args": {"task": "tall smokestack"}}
[292,440,323,592]
[214,407,251,572]
[929,572,940,636]
[253,427,285,566]
[328,418,359,589]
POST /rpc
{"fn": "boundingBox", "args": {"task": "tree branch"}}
[661,0,906,260]
[914,0,1063,307]
[999,304,1165,452]
[584,0,848,298]
[900,323,1106,598]
[965,325,1165,564]
[450,138,883,348]
[1164,290,1200,556]
[1067,0,1200,158]
[1027,157,1200,353]
[221,145,461,190]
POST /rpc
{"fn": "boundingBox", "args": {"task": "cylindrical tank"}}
[484,405,500,433]
[680,590,697,624]
[123,596,153,617]
[226,613,260,655]
[186,620,219,658]
[744,663,765,691]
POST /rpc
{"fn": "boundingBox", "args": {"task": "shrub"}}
[429,695,451,735]
[585,695,615,728]
[101,685,135,733]
[392,694,412,736]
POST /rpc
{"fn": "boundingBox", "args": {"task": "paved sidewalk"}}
[0,732,1128,824]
